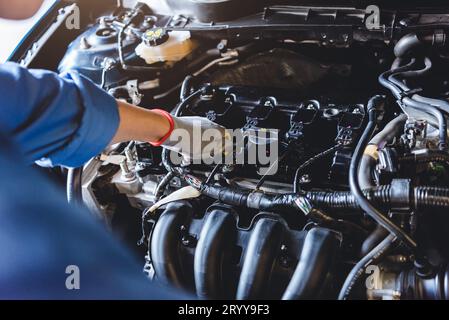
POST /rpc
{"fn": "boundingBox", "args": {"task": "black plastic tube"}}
[349,96,417,249]
[338,234,396,300]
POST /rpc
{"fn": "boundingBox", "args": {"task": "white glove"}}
[150,110,232,165]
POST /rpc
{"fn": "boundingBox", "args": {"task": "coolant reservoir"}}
[135,28,195,64]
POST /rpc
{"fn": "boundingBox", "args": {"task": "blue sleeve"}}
[0,62,119,167]
[0,134,188,299]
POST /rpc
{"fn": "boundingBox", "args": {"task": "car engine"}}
[19,0,449,299]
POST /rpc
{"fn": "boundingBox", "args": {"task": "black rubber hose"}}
[394,33,423,59]
[387,57,448,148]
[349,95,417,249]
[358,114,408,189]
[174,89,203,117]
[360,225,389,257]
[394,32,442,59]
[379,61,446,148]
[67,167,83,206]
[338,234,396,300]
[378,60,416,100]
[370,114,408,147]
[180,75,195,101]
[357,156,377,190]
[358,114,407,252]
[414,95,449,115]
[388,57,449,115]
[389,57,432,82]
[386,59,446,148]
[391,58,403,70]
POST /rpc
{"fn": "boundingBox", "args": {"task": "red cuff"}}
[149,109,175,147]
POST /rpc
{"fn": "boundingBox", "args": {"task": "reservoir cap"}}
[143,28,169,47]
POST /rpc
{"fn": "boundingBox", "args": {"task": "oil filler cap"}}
[143,28,169,47]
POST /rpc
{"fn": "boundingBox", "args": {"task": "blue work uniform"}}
[0,62,184,299]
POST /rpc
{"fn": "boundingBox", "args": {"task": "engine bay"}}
[17,0,449,299]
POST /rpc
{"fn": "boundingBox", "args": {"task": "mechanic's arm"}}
[0,63,176,167]
[112,100,170,144]
[0,62,226,167]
